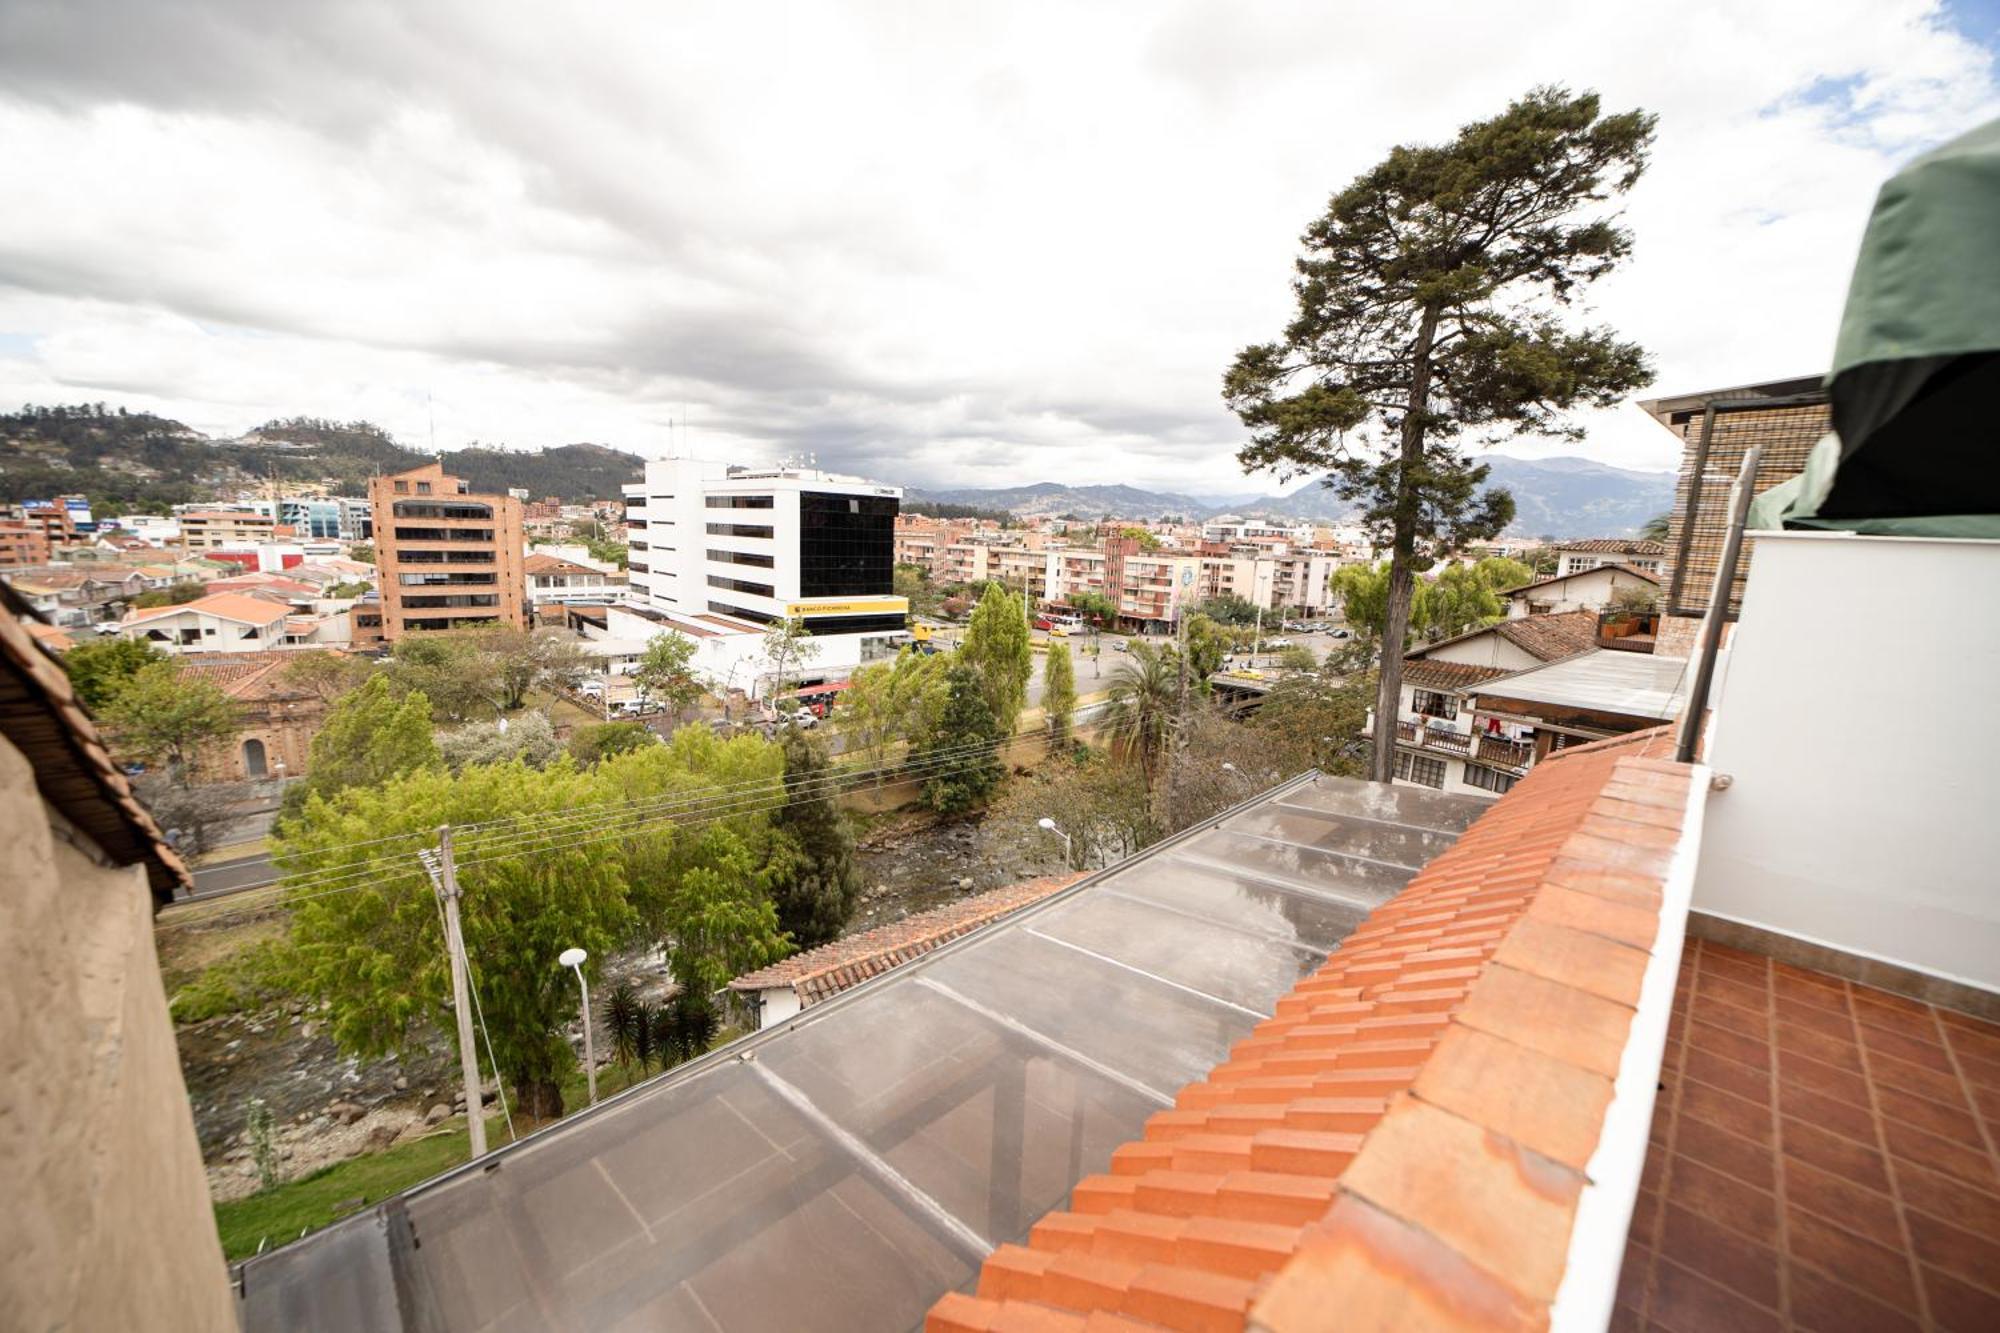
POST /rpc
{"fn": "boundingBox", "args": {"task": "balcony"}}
[1396,718,1471,757]
[1476,734,1534,770]
[1596,609,1658,653]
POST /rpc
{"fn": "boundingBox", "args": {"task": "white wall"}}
[1696,532,2000,992]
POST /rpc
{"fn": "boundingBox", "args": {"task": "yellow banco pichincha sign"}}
[783,597,909,618]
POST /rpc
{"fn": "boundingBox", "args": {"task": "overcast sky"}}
[1,1,1996,498]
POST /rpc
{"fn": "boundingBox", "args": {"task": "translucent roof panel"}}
[235,774,1491,1332]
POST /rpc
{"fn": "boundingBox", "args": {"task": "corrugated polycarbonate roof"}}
[234,774,1490,1333]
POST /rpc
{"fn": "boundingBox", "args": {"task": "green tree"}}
[62,635,162,712]
[1104,642,1179,783]
[1276,643,1318,672]
[280,650,373,704]
[1118,526,1162,551]
[921,662,1003,813]
[384,634,499,723]
[652,825,790,998]
[838,649,948,774]
[1639,513,1671,542]
[1472,555,1535,593]
[347,542,375,564]
[1043,640,1077,745]
[1330,563,1432,648]
[132,582,205,609]
[983,746,1157,871]
[960,583,1032,733]
[1225,88,1655,781]
[634,631,702,718]
[1256,660,1378,779]
[299,674,440,805]
[763,727,861,947]
[569,721,655,765]
[1423,566,1504,642]
[475,626,589,713]
[894,562,941,617]
[1182,613,1230,684]
[760,617,819,701]
[101,660,241,785]
[438,711,564,771]
[1194,594,1261,627]
[277,760,638,1119]
[1069,590,1118,628]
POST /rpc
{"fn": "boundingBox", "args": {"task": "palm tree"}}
[1639,512,1672,542]
[1105,642,1180,783]
[603,982,643,1070]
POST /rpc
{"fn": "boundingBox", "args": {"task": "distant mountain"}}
[0,405,646,512]
[907,456,1676,539]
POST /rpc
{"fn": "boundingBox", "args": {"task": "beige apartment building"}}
[367,462,527,639]
[177,507,277,550]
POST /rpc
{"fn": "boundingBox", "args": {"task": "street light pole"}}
[559,947,596,1106]
[1036,816,1074,868]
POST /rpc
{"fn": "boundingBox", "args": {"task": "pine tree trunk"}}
[1368,304,1441,785]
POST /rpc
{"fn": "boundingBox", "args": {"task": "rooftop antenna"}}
[427,392,437,457]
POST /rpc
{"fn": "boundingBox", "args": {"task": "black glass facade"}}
[801,612,907,636]
[799,491,897,597]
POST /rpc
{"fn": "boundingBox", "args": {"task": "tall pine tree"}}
[764,726,862,947]
[1224,88,1655,782]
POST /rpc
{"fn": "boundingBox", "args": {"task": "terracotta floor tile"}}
[1693,994,1770,1041]
[1787,1265,1922,1333]
[1674,1115,1775,1191]
[1891,1157,2000,1237]
[1699,940,1773,974]
[1865,1051,1973,1109]
[1681,1078,1775,1145]
[1846,983,1929,1015]
[1696,970,1769,1013]
[1616,1239,1652,1313]
[1684,1047,1775,1105]
[1875,1084,1989,1150]
[1953,1049,2000,1093]
[1849,996,1944,1045]
[1777,1082,1881,1147]
[1777,1023,1867,1074]
[1945,1020,2000,1067]
[1922,1264,2000,1333]
[1881,1119,1999,1189]
[1937,1008,2000,1042]
[1658,1203,1780,1308]
[1772,966,1849,1012]
[1968,1082,2000,1129]
[1859,1023,1955,1073]
[1775,996,1858,1040]
[1629,1189,1662,1249]
[1782,1118,1892,1194]
[1687,1019,1775,1073]
[1648,1256,1780,1333]
[1777,1049,1873,1110]
[1785,1206,1919,1307]
[1781,1157,1901,1249]
[1666,1155,1777,1240]
[1904,1208,2000,1296]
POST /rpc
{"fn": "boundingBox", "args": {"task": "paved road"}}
[187,850,275,900]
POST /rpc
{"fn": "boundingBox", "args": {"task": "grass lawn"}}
[213,1058,672,1259]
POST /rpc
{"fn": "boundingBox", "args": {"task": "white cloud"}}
[0,0,1993,496]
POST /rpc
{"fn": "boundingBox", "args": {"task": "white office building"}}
[622,458,908,692]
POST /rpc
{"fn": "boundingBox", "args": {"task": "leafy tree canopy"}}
[1224,87,1655,780]
[101,660,241,785]
[1042,639,1077,744]
[960,583,1032,733]
[62,635,162,712]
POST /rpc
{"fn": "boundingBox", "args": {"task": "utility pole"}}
[435,826,488,1158]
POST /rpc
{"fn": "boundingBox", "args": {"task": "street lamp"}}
[558,946,596,1107]
[1036,816,1074,867]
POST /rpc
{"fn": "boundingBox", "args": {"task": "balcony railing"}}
[1397,718,1471,757]
[1477,735,1534,770]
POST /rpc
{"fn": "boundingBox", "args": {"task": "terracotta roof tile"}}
[926,726,1697,1333]
[1557,538,1667,556]
[1401,659,1510,691]
[1492,609,1600,662]
[123,592,293,625]
[730,873,1085,1007]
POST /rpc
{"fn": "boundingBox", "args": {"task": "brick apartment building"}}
[367,462,527,639]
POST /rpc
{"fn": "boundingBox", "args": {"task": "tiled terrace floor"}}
[1619,938,2000,1332]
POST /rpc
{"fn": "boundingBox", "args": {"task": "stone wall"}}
[0,732,237,1330]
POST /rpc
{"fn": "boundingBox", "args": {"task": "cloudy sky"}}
[1,1,1996,497]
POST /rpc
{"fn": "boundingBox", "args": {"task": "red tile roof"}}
[732,874,1085,1009]
[522,552,601,576]
[123,592,293,626]
[1557,539,1667,557]
[1402,659,1511,692]
[927,728,1695,1333]
[1493,609,1600,663]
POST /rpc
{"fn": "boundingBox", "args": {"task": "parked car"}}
[577,679,605,698]
[1110,639,1128,652]
[1329,627,1352,640]
[790,708,820,729]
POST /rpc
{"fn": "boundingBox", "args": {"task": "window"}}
[1394,750,1447,789]
[397,549,493,564]
[708,548,775,568]
[398,572,496,586]
[1411,689,1458,720]
[708,574,775,598]
[1463,763,1519,795]
[708,600,776,624]
[393,501,493,520]
[400,594,501,609]
[706,522,773,539]
[393,480,409,494]
[799,491,897,597]
[416,481,433,495]
[393,527,495,543]
[706,495,775,509]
